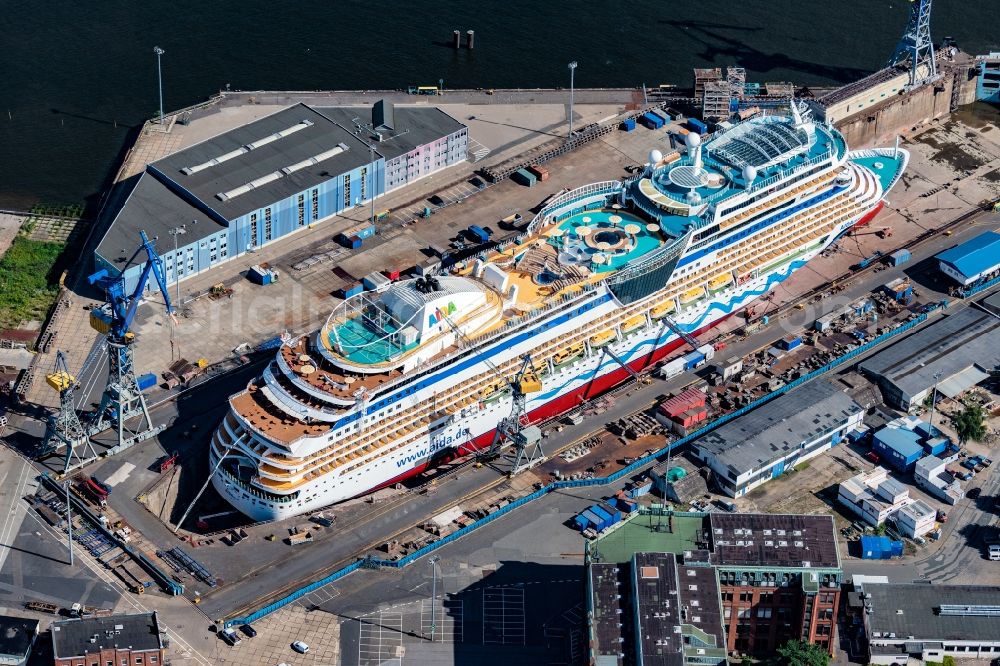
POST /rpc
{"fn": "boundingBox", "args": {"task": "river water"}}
[1,0,996,211]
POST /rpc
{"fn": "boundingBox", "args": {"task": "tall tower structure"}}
[888,0,937,88]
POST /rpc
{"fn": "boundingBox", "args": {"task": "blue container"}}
[137,373,157,391]
[630,480,653,498]
[581,510,604,532]
[860,535,887,559]
[338,234,362,249]
[573,514,590,531]
[889,540,904,558]
[779,335,802,351]
[924,437,948,456]
[598,502,622,525]
[342,283,364,298]
[688,118,708,134]
[622,118,636,132]
[589,505,613,531]
[640,112,664,130]
[683,351,705,370]
[467,225,490,244]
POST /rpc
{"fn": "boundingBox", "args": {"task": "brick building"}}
[51,612,164,666]
[586,511,841,663]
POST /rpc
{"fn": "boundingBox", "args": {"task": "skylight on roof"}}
[180,119,314,175]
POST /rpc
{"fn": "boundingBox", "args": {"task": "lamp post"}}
[567,61,578,140]
[428,555,440,641]
[168,224,187,307]
[928,371,942,432]
[153,46,165,124]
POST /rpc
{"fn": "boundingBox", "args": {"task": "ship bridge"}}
[626,112,846,240]
[319,276,501,373]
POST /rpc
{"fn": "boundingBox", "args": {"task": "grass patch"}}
[0,236,66,328]
[794,461,811,472]
[29,202,84,218]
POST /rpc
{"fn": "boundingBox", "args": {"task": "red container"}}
[528,165,550,181]
[384,268,401,281]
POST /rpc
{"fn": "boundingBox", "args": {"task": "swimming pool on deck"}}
[550,209,663,273]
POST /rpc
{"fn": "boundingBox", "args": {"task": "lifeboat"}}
[650,300,676,320]
[680,287,705,306]
[621,314,647,334]
[589,330,616,349]
[552,343,585,368]
[708,272,734,294]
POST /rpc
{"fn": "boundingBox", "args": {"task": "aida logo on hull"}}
[396,427,471,468]
[428,301,458,327]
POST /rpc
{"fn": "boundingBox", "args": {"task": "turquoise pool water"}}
[329,318,416,365]
[553,210,662,273]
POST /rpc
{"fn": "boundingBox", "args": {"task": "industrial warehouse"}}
[690,380,865,497]
[858,299,1000,410]
[94,101,467,292]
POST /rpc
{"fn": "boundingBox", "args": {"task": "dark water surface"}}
[2,0,997,211]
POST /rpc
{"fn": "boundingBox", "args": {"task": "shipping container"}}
[639,112,664,130]
[622,118,636,132]
[247,264,278,286]
[687,118,708,134]
[658,357,686,379]
[384,268,401,281]
[363,272,392,292]
[649,109,669,124]
[467,225,490,244]
[337,233,363,249]
[137,373,157,391]
[683,350,706,371]
[628,480,654,498]
[778,335,802,351]
[889,248,911,266]
[343,222,376,240]
[597,502,622,526]
[511,169,537,187]
[340,283,364,299]
[527,165,550,181]
[580,509,605,532]
[415,258,441,277]
[573,514,590,532]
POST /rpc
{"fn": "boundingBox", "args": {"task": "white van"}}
[987,544,1000,561]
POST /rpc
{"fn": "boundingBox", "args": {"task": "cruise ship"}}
[210,103,907,521]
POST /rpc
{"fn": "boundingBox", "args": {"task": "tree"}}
[773,639,831,666]
[954,403,987,445]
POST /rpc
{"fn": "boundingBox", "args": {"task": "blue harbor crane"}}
[80,230,174,466]
[888,0,938,88]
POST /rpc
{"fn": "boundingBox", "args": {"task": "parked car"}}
[982,457,993,468]
[865,452,880,465]
[957,470,974,481]
[240,624,257,638]
[968,487,982,500]
[937,509,949,522]
[292,641,310,654]
[220,629,241,646]
[961,459,979,471]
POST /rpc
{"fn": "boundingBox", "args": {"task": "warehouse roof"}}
[52,612,162,658]
[859,307,1000,403]
[95,172,225,268]
[315,104,466,162]
[0,616,38,658]
[694,380,862,475]
[873,426,923,460]
[149,104,376,221]
[709,513,840,569]
[865,583,1000,642]
[936,230,1000,281]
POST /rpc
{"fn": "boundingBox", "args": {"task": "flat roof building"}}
[0,616,38,666]
[52,612,164,666]
[863,583,1000,664]
[935,230,1000,287]
[587,511,842,661]
[859,306,1000,410]
[95,102,467,294]
[691,380,863,497]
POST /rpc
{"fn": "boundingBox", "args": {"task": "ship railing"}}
[224,311,931,630]
[216,463,299,503]
[526,181,623,234]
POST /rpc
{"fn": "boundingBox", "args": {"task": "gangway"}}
[662,314,700,350]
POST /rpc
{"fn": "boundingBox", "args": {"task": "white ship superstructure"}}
[211,105,908,520]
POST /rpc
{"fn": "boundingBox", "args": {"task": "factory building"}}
[935,230,1000,287]
[587,511,842,662]
[95,102,467,293]
[862,583,1000,663]
[859,306,1000,411]
[691,380,864,497]
[52,612,164,666]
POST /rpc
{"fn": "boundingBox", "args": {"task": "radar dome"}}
[685,132,701,149]
[648,149,663,165]
[742,165,757,184]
